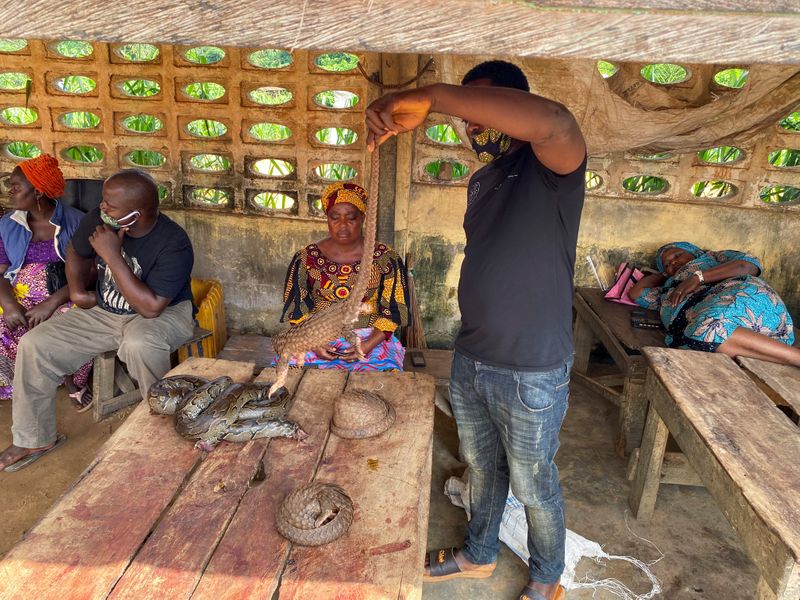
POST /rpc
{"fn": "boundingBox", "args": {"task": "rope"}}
[357,57,434,90]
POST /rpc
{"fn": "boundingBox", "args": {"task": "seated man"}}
[0,169,195,471]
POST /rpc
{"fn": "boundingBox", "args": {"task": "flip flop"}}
[3,434,67,473]
[424,547,496,582]
[69,386,94,413]
[519,584,566,600]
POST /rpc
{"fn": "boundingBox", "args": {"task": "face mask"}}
[470,128,512,163]
[100,209,141,230]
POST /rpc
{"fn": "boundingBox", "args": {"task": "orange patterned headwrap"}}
[320,182,367,215]
[18,154,65,200]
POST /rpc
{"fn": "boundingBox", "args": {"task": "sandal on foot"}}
[69,386,93,413]
[423,547,495,582]
[519,584,566,600]
[3,434,67,472]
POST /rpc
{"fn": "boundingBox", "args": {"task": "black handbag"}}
[45,261,68,294]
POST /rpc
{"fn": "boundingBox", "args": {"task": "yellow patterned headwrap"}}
[320,182,368,215]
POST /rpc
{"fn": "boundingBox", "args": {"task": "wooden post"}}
[628,402,669,522]
[617,370,648,456]
[755,577,778,600]
[572,311,594,375]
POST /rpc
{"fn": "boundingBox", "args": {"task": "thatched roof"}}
[1,1,798,64]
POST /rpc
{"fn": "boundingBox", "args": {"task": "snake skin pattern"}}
[269,149,381,398]
[276,482,354,546]
[148,375,303,450]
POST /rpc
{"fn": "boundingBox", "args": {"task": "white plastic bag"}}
[444,475,661,599]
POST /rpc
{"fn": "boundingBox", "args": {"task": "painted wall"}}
[398,185,800,348]
[165,210,328,335]
[167,183,800,348]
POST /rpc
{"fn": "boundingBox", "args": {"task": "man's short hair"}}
[105,169,159,210]
[461,60,530,92]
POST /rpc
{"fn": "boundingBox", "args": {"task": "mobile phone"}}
[630,310,662,329]
[327,347,348,357]
[410,351,426,367]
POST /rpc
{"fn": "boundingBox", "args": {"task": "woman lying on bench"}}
[628,241,800,367]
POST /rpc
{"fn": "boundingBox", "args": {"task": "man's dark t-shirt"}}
[71,208,194,315]
[455,144,586,371]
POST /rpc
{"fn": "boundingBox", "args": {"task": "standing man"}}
[366,61,586,600]
[0,169,195,472]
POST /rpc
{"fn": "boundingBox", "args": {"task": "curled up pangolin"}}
[269,148,381,398]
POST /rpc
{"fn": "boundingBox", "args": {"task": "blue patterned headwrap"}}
[655,242,703,273]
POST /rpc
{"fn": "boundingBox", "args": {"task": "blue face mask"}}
[470,128,512,163]
[100,209,140,230]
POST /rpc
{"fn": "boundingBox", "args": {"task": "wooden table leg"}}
[755,577,778,600]
[618,375,647,456]
[629,403,669,522]
[573,311,594,375]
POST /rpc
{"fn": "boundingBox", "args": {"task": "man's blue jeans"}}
[449,350,572,584]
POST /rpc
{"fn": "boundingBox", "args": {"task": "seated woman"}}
[277,181,409,370]
[628,241,800,366]
[0,154,93,407]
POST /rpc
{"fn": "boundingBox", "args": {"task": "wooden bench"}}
[629,348,800,600]
[0,357,436,600]
[91,325,212,421]
[573,287,665,455]
[404,347,454,417]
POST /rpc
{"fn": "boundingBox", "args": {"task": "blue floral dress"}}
[636,249,795,351]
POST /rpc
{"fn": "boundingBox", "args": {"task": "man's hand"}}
[25,297,58,328]
[365,87,435,151]
[89,225,125,264]
[71,289,97,309]
[2,300,27,329]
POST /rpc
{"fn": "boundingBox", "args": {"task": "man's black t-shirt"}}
[455,144,586,371]
[71,209,194,315]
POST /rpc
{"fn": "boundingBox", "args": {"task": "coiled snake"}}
[276,482,354,546]
[148,375,306,451]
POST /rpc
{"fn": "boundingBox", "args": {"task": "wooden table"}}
[629,348,800,599]
[0,358,436,600]
[572,287,665,455]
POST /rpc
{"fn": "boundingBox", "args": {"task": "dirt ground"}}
[0,389,134,557]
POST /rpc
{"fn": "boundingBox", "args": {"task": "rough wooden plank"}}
[578,288,665,353]
[279,371,436,600]
[2,2,799,64]
[92,351,118,421]
[572,310,595,375]
[0,358,254,600]
[628,388,669,522]
[737,356,800,417]
[216,335,274,372]
[643,348,800,598]
[108,368,305,599]
[571,371,622,406]
[403,348,453,386]
[626,449,703,486]
[618,377,648,456]
[574,290,634,375]
[190,368,348,600]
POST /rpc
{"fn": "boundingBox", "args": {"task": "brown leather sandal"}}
[423,547,496,582]
[519,583,566,600]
